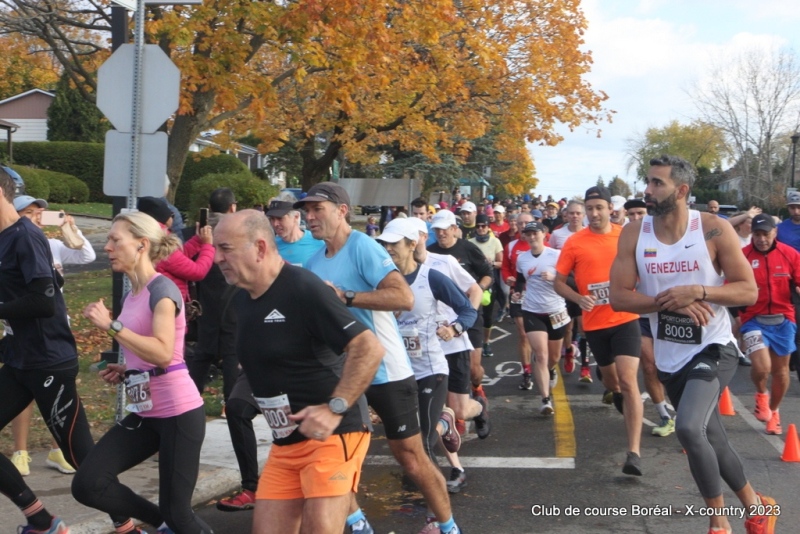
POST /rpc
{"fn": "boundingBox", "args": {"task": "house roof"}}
[0,89,55,107]
[0,119,20,130]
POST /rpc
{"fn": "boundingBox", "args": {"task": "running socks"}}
[439,516,460,534]
[655,400,670,420]
[347,508,367,527]
[15,490,53,531]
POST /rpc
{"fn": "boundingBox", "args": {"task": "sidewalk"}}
[0,418,272,533]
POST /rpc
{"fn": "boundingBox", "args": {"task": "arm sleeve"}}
[0,278,56,319]
[429,269,478,329]
[501,243,515,282]
[56,230,96,265]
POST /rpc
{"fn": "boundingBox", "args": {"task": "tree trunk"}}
[299,136,342,190]
[165,90,217,202]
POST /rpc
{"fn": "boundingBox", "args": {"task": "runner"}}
[299,183,462,534]
[555,185,644,476]
[377,219,477,525]
[514,221,570,415]
[468,214,504,358]
[213,210,385,534]
[611,154,777,534]
[740,213,800,435]
[501,212,535,390]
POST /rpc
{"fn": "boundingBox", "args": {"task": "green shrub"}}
[176,153,248,210]
[2,141,106,202]
[40,170,73,203]
[64,174,90,203]
[10,166,50,200]
[189,171,278,223]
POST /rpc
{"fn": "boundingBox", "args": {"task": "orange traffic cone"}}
[781,424,800,462]
[719,387,735,416]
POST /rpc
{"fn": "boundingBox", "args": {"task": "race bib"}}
[587,281,610,305]
[742,330,766,356]
[549,308,570,329]
[255,394,298,440]
[400,326,422,358]
[656,311,702,345]
[124,372,153,413]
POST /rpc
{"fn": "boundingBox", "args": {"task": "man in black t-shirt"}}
[214,210,385,533]
[0,169,106,533]
[428,209,494,437]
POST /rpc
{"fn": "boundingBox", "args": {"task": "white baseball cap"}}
[493,205,506,213]
[610,195,626,211]
[375,219,419,243]
[431,209,458,229]
[406,217,429,236]
[459,201,477,213]
[787,190,800,206]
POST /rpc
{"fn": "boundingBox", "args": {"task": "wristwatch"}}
[344,290,356,307]
[328,397,349,415]
[451,322,465,337]
[107,320,123,338]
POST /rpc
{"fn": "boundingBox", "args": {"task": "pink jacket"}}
[155,235,214,301]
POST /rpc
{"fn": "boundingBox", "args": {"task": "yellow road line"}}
[551,366,576,457]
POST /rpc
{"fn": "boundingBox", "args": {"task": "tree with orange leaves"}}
[1,0,609,197]
[0,35,59,100]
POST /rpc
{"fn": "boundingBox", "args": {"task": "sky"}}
[528,0,800,199]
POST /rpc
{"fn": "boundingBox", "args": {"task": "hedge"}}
[2,142,251,207]
[10,166,50,200]
[176,153,249,210]
[189,171,278,223]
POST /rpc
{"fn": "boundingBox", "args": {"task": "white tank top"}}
[635,210,734,373]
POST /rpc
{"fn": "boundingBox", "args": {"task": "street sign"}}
[109,0,136,9]
[103,130,169,198]
[97,44,180,133]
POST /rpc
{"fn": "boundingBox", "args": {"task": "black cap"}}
[137,197,172,225]
[293,182,351,209]
[624,198,646,211]
[266,200,295,217]
[751,213,776,232]
[476,214,490,225]
[522,221,545,233]
[584,186,612,203]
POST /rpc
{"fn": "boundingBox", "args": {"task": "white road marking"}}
[364,455,575,469]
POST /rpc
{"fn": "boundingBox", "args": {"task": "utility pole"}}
[791,133,799,189]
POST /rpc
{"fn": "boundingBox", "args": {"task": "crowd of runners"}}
[2,153,796,534]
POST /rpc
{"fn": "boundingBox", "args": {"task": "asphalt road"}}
[176,321,800,534]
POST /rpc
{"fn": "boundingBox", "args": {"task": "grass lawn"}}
[49,202,113,218]
[0,269,224,456]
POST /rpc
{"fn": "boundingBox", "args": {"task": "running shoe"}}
[622,451,642,476]
[613,392,624,415]
[540,398,554,416]
[519,372,533,390]
[579,365,593,383]
[216,489,256,511]
[483,342,494,358]
[17,518,70,534]
[765,410,782,435]
[652,416,675,437]
[744,493,777,534]
[602,389,614,405]
[351,519,375,534]
[46,449,76,474]
[563,346,575,374]
[549,367,558,389]
[495,309,507,323]
[473,394,491,439]
[446,468,467,493]
[754,393,772,423]
[739,355,752,367]
[11,450,31,476]
[440,407,461,453]
[455,419,466,435]
[157,527,176,534]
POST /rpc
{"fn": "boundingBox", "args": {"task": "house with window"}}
[0,89,55,142]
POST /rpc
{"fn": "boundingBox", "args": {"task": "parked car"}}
[360,205,381,215]
[280,187,303,200]
[3,165,24,196]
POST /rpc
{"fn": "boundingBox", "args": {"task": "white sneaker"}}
[540,399,554,415]
[11,450,31,476]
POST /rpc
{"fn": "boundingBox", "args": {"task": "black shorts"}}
[585,319,641,367]
[366,376,421,440]
[567,300,581,319]
[467,322,484,349]
[445,350,471,394]
[639,316,653,339]
[510,303,524,318]
[658,342,738,410]
[522,311,567,340]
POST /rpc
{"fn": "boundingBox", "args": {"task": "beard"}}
[645,190,678,216]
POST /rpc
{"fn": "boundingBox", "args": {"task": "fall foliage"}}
[1,0,610,197]
[0,34,60,100]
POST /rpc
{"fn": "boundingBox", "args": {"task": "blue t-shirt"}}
[0,218,77,369]
[777,219,800,251]
[425,221,437,247]
[276,230,325,268]
[305,230,413,384]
